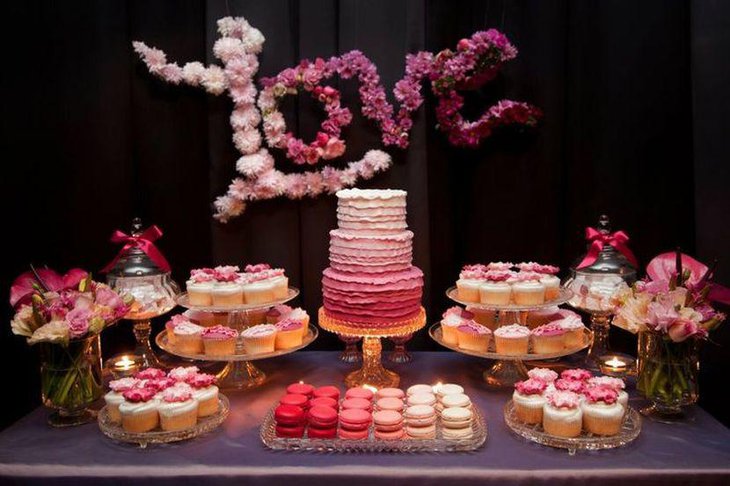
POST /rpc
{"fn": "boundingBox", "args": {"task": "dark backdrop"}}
[2,0,729,430]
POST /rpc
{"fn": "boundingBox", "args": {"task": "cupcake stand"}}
[318,307,426,389]
[430,287,593,387]
[156,288,318,390]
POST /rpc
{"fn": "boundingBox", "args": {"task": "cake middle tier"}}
[329,229,413,251]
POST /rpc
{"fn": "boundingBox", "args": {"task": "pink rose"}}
[667,318,702,342]
[647,300,679,332]
[322,138,346,159]
[95,286,124,309]
[66,307,92,338]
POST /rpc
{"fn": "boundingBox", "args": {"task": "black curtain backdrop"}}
[2,0,729,430]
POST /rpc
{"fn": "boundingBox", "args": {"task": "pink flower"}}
[667,318,703,342]
[10,268,88,308]
[95,285,124,309]
[321,137,346,159]
[646,299,679,332]
[66,307,92,339]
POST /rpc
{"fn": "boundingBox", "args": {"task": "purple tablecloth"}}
[1,351,729,485]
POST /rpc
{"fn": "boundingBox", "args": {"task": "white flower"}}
[28,320,69,345]
[232,129,262,154]
[257,90,276,112]
[236,149,273,176]
[182,62,206,85]
[242,28,265,54]
[201,65,227,95]
[11,305,36,338]
[230,106,261,130]
[214,195,246,222]
[214,37,246,63]
[364,150,392,172]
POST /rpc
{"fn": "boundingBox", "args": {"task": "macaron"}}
[313,385,340,401]
[274,404,305,426]
[407,384,433,396]
[404,405,437,427]
[286,382,314,397]
[407,392,437,407]
[374,428,405,440]
[439,393,471,410]
[406,423,436,439]
[307,405,338,428]
[375,397,404,412]
[345,387,374,401]
[279,393,309,409]
[376,387,405,400]
[307,426,337,439]
[275,423,305,438]
[310,396,338,410]
[338,427,369,440]
[373,410,403,431]
[338,408,372,431]
[436,383,464,399]
[341,397,372,411]
[441,406,473,429]
[441,426,473,440]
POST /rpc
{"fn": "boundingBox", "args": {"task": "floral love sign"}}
[133,17,541,221]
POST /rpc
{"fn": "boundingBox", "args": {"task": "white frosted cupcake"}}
[440,307,471,345]
[184,373,220,417]
[211,281,244,306]
[456,279,482,303]
[479,281,512,305]
[241,279,275,305]
[186,268,216,306]
[557,312,585,349]
[493,324,530,355]
[513,379,548,424]
[542,391,583,438]
[119,387,159,433]
[104,377,140,424]
[581,387,623,436]
[241,324,277,353]
[168,366,200,383]
[172,322,205,354]
[158,384,199,431]
[586,376,628,409]
[512,280,546,305]
[527,367,559,384]
[539,274,561,301]
[287,307,310,338]
[531,323,567,354]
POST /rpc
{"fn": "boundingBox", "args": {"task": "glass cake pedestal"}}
[318,307,426,389]
[157,288,316,390]
[431,287,591,387]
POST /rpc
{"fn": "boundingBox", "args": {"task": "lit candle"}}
[432,382,443,394]
[605,357,626,371]
[362,384,378,393]
[599,354,634,377]
[108,354,140,378]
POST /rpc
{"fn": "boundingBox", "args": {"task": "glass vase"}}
[637,331,700,420]
[39,334,103,427]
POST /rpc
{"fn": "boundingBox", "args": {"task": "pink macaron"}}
[374,428,405,440]
[309,396,338,410]
[376,387,405,400]
[338,408,372,432]
[341,397,372,411]
[375,397,404,412]
[345,387,374,401]
[337,427,369,440]
[313,386,340,401]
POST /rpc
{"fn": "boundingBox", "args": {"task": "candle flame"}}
[605,357,626,368]
[433,381,443,393]
[362,384,378,393]
[115,356,135,370]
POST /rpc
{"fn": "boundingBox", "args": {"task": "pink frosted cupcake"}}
[158,384,199,432]
[554,378,585,396]
[119,387,159,433]
[581,386,623,436]
[185,373,219,417]
[186,268,216,306]
[493,324,530,355]
[287,308,311,338]
[266,304,293,324]
[560,368,593,382]
[165,314,192,346]
[201,325,238,356]
[168,366,200,383]
[241,324,277,354]
[586,376,628,409]
[245,263,288,300]
[531,323,567,354]
[527,367,559,384]
[513,379,548,424]
[556,312,585,349]
[440,308,467,345]
[134,368,166,380]
[274,318,304,349]
[171,321,205,354]
[456,265,486,303]
[542,391,582,438]
[211,265,243,306]
[487,262,514,271]
[456,321,491,352]
[104,377,140,424]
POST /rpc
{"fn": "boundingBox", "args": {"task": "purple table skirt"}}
[1,351,729,485]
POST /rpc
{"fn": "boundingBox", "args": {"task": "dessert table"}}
[1,351,729,485]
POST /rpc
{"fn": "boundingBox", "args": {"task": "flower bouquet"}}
[613,252,729,417]
[10,267,132,426]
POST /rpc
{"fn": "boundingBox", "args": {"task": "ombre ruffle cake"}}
[322,189,424,327]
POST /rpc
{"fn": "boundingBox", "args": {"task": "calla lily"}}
[646,252,707,287]
[9,268,88,308]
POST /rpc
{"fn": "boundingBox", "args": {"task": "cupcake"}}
[266,304,293,324]
[240,279,275,305]
[245,263,288,300]
[119,387,159,433]
[557,312,585,349]
[172,321,205,355]
[493,324,530,355]
[241,324,277,354]
[479,281,512,305]
[581,386,623,436]
[186,268,216,306]
[531,323,567,354]
[456,265,485,302]
[512,280,546,305]
[201,325,238,356]
[487,262,514,271]
[540,274,561,301]
[560,368,593,382]
[158,384,199,431]
[441,313,464,345]
[586,376,628,409]
[466,306,498,330]
[554,378,585,395]
[542,391,583,438]
[513,378,548,424]
[134,368,166,380]
[527,367,559,384]
[456,321,491,352]
[287,308,310,337]
[165,314,191,347]
[104,377,139,424]
[274,318,304,349]
[211,265,243,306]
[524,306,562,329]
[168,366,200,383]
[185,373,219,417]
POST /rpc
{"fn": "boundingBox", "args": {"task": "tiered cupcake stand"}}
[156,287,318,390]
[318,307,426,389]
[430,287,593,387]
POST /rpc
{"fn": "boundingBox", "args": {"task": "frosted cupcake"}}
[172,321,205,354]
[274,318,304,349]
[527,367,559,384]
[456,321,491,352]
[186,268,216,306]
[539,275,561,301]
[525,306,562,329]
[513,378,548,424]
[158,384,199,431]
[245,264,288,300]
[581,386,623,436]
[165,314,192,347]
[240,278,275,305]
[185,373,219,417]
[586,376,628,409]
[493,324,530,355]
[542,391,583,438]
[487,262,514,271]
[531,323,567,354]
[554,378,585,396]
[168,366,200,383]
[287,308,311,337]
[456,265,485,303]
[512,279,546,305]
[479,281,512,305]
[560,368,593,382]
[557,313,585,349]
[119,387,159,433]
[241,324,277,353]
[266,304,293,324]
[466,306,498,330]
[201,325,238,356]
[104,377,140,424]
[441,312,465,345]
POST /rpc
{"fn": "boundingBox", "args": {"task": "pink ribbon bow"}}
[577,227,638,269]
[101,225,171,273]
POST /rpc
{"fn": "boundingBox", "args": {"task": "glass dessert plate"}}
[446,286,573,312]
[260,403,488,452]
[176,287,299,312]
[503,399,641,455]
[98,395,229,448]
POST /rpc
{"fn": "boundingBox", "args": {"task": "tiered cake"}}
[322,189,424,327]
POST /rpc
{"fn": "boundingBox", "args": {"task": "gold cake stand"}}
[318,307,426,389]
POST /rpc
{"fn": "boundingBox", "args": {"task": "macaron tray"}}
[260,383,488,452]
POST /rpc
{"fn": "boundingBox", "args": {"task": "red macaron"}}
[286,382,314,398]
[307,405,339,429]
[274,404,306,426]
[307,426,337,439]
[275,424,305,438]
[280,393,309,409]
[309,396,338,410]
[313,385,340,401]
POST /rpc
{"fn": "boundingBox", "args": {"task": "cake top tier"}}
[337,188,407,199]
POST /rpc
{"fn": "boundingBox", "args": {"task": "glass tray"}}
[503,399,641,455]
[98,395,229,448]
[429,323,592,361]
[156,325,318,362]
[447,286,573,312]
[260,404,488,452]
[176,287,299,313]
